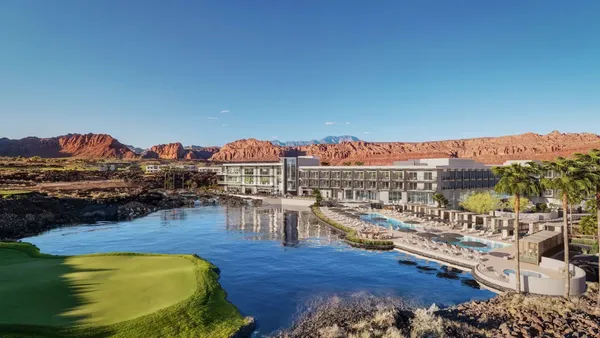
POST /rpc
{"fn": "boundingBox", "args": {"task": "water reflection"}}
[221,206,337,245]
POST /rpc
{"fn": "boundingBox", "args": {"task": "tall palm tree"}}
[574,149,600,308]
[541,157,595,299]
[492,163,541,293]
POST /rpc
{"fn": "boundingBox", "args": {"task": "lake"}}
[23,205,495,336]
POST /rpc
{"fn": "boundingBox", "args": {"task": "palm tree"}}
[541,157,595,299]
[312,188,323,206]
[574,149,600,307]
[432,193,449,208]
[492,163,541,293]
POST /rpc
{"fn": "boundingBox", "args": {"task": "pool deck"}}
[320,207,587,295]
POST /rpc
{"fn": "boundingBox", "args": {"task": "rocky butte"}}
[2,131,600,164]
[0,133,137,158]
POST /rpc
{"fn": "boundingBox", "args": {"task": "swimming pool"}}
[504,269,548,278]
[361,213,511,253]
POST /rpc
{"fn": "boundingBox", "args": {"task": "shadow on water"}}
[0,249,116,336]
[398,259,418,266]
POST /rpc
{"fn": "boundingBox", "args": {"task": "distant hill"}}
[125,144,145,154]
[272,135,360,146]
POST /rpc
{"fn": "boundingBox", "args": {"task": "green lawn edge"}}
[311,205,395,250]
[0,242,251,338]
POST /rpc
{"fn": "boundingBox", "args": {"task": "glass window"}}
[319,179,329,187]
[354,180,364,189]
[424,183,433,190]
[407,182,417,190]
[331,171,340,179]
[345,190,353,200]
[244,177,254,184]
[389,191,402,202]
[392,171,403,180]
[343,180,352,188]
[260,177,270,185]
[424,172,433,180]
[378,171,390,180]
[320,171,330,179]
[343,171,352,179]
[331,180,340,188]
[311,171,319,179]
[244,168,254,176]
[378,181,390,189]
[354,171,364,180]
[408,172,418,180]
[392,181,403,190]
[366,171,377,180]
[309,179,318,187]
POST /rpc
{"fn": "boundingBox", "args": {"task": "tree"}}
[312,188,323,206]
[541,158,595,299]
[342,162,352,166]
[579,199,597,236]
[432,193,449,208]
[574,149,600,307]
[321,161,330,166]
[492,163,541,294]
[354,161,364,166]
[503,196,530,212]
[460,191,502,214]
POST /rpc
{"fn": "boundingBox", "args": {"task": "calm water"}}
[23,205,494,336]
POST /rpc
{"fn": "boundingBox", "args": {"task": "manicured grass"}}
[0,242,248,337]
[0,190,32,198]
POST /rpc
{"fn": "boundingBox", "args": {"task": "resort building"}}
[298,158,500,207]
[218,156,320,195]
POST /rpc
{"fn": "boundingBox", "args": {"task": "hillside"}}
[3,131,600,164]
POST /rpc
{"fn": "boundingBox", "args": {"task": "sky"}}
[1,1,599,148]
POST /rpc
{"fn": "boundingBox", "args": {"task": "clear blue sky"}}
[1,1,599,148]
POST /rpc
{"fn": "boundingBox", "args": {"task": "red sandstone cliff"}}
[210,139,286,162]
[3,131,600,163]
[211,131,600,165]
[0,133,137,159]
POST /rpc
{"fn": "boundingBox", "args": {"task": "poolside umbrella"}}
[461,241,487,248]
[416,232,437,239]
[441,233,463,239]
[358,213,369,216]
[396,228,417,233]
[433,237,453,244]
[347,214,361,219]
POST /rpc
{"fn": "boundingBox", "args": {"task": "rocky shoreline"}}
[0,191,256,240]
[274,284,600,338]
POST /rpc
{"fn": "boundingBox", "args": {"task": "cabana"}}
[440,209,461,222]
[518,230,563,265]
[473,214,496,229]
[456,211,477,229]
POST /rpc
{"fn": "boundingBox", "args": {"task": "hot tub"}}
[504,269,549,278]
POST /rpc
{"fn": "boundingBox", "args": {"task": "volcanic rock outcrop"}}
[0,133,136,159]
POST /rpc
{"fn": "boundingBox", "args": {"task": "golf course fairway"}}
[0,242,249,337]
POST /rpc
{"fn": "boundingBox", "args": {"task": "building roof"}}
[521,230,561,244]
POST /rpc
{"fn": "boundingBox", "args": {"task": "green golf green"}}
[0,242,248,337]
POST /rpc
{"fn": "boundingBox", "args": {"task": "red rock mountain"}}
[0,133,137,158]
[142,143,220,160]
[2,131,600,163]
[210,131,600,165]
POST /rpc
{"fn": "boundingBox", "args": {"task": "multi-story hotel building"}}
[218,156,320,195]
[298,158,499,207]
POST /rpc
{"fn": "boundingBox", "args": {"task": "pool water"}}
[22,205,494,336]
[362,213,510,253]
[504,269,548,278]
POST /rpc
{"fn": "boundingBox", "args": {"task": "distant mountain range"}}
[271,135,361,146]
[4,131,600,165]
[125,145,145,154]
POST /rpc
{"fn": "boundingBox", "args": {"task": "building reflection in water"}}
[160,208,188,226]
[225,205,337,245]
